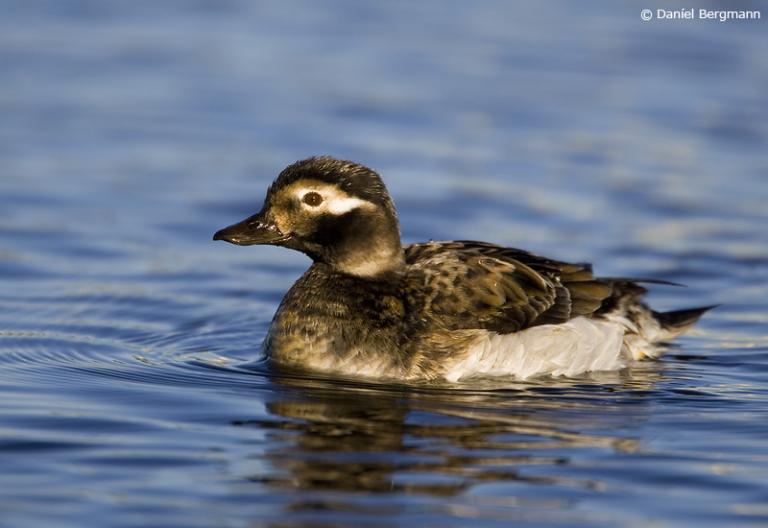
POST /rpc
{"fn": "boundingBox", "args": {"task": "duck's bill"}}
[213,213,291,246]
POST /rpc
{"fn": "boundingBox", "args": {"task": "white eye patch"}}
[325,195,371,215]
[295,187,373,215]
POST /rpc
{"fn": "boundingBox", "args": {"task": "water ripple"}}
[1,1,767,527]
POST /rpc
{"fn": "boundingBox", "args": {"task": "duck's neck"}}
[324,209,405,279]
[334,239,404,278]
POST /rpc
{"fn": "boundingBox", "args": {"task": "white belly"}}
[443,316,648,382]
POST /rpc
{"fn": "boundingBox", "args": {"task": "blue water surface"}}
[1,1,767,526]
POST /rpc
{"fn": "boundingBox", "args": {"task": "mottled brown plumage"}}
[403,241,618,332]
[214,156,712,381]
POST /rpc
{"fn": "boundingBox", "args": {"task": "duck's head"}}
[214,156,405,278]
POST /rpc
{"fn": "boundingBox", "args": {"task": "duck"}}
[213,156,712,382]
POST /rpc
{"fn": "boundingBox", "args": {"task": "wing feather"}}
[404,241,618,334]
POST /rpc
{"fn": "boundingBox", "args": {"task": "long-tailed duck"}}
[214,156,712,381]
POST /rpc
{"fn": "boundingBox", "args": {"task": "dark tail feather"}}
[654,305,718,338]
[602,277,687,287]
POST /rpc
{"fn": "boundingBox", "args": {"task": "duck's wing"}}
[403,241,615,333]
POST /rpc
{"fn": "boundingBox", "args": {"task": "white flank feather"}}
[443,316,648,382]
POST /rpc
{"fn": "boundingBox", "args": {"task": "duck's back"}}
[403,241,710,380]
[403,240,621,330]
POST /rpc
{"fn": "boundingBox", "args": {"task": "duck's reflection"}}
[234,366,663,506]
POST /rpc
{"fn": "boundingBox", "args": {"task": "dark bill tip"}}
[212,224,247,245]
[213,213,290,246]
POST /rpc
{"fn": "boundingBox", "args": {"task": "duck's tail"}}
[616,304,715,361]
[596,278,716,360]
[653,304,719,340]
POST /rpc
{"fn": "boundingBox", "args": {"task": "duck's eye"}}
[302,192,323,207]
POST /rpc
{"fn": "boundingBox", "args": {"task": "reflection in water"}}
[234,368,663,515]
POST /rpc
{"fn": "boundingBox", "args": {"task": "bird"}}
[213,156,713,382]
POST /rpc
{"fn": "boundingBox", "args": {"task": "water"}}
[1,1,767,526]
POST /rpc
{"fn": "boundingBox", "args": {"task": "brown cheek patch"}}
[264,195,292,234]
[272,209,293,234]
